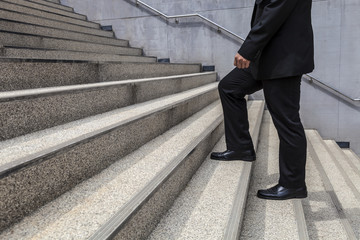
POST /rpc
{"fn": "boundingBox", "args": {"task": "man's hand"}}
[234,53,250,69]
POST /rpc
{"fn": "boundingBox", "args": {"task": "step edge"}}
[0,72,215,100]
[306,130,357,240]
[89,110,223,240]
[293,199,310,240]
[223,100,265,239]
[0,84,218,178]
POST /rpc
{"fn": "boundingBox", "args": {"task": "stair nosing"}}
[223,100,265,239]
[0,57,200,66]
[293,199,310,240]
[0,72,216,101]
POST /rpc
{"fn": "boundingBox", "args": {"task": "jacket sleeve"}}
[238,0,299,61]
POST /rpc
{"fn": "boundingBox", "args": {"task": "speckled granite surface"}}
[0,84,218,231]
[0,72,215,139]
[0,101,222,239]
[240,112,300,240]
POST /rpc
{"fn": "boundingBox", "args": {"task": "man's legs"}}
[262,76,307,189]
[215,67,262,156]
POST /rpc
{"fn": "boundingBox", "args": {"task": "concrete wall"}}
[61,0,360,155]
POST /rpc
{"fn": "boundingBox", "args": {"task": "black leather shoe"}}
[210,149,256,161]
[257,184,307,200]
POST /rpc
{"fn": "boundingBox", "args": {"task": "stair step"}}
[240,111,308,240]
[2,0,86,20]
[0,10,114,38]
[302,149,350,239]
[0,0,98,28]
[0,46,156,63]
[0,19,125,47]
[324,140,360,197]
[307,130,359,239]
[26,0,73,12]
[148,100,264,240]
[0,31,141,55]
[0,60,202,91]
[45,0,60,3]
[0,83,218,231]
[0,101,223,239]
[343,148,360,174]
[0,72,216,139]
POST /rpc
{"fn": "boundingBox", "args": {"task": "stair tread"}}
[306,130,359,239]
[2,0,86,20]
[0,18,127,46]
[324,140,360,196]
[1,46,156,63]
[0,60,202,91]
[0,101,223,239]
[0,0,98,29]
[26,0,73,12]
[303,149,349,239]
[0,31,141,55]
[148,101,264,239]
[343,149,360,173]
[240,111,303,240]
[0,10,113,38]
[0,83,217,172]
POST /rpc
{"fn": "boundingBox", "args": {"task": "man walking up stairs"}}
[0,0,359,239]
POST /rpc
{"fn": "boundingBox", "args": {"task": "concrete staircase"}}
[0,0,359,239]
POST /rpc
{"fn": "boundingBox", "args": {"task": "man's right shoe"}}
[210,149,256,161]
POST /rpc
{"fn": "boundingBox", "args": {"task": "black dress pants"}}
[218,67,307,189]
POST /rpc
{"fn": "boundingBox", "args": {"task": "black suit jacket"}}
[238,0,314,80]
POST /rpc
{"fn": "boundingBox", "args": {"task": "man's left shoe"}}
[210,149,256,161]
[257,184,307,200]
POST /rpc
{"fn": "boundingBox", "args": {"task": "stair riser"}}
[111,123,224,240]
[4,0,86,20]
[0,61,201,91]
[27,0,73,12]
[0,47,156,63]
[0,1,98,28]
[0,11,113,38]
[0,20,124,46]
[0,32,141,56]
[0,89,219,232]
[0,74,216,140]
